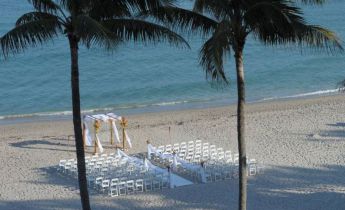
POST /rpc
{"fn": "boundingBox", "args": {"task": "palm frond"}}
[193,0,232,20]
[75,15,120,49]
[102,18,190,48]
[59,0,90,16]
[291,24,343,51]
[16,12,61,26]
[140,6,218,37]
[199,21,232,82]
[245,1,343,52]
[58,0,73,12]
[1,19,61,57]
[28,0,61,13]
[123,0,174,12]
[88,0,132,20]
[245,1,304,43]
[294,0,326,5]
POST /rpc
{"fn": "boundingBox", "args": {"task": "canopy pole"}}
[120,117,128,151]
[93,120,101,155]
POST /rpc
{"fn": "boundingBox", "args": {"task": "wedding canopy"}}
[83,113,132,153]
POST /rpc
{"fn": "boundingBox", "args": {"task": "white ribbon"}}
[125,131,132,148]
[144,158,149,171]
[83,122,93,146]
[95,134,104,153]
[111,120,120,143]
[93,114,109,122]
[147,144,154,159]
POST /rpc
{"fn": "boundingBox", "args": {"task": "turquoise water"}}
[0,0,345,120]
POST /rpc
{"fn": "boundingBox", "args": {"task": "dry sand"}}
[1,95,345,210]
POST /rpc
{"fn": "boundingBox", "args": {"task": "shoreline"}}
[0,91,343,126]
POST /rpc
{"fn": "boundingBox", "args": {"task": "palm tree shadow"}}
[305,122,345,141]
[9,139,77,153]
[326,122,345,127]
[4,165,345,210]
[248,165,345,210]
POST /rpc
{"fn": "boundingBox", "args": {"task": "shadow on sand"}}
[9,139,77,153]
[2,164,344,210]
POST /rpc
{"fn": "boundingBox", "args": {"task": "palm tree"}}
[0,0,188,209]
[145,0,342,209]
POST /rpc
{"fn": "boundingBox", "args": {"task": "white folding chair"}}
[173,143,180,152]
[126,180,135,194]
[165,144,172,153]
[109,185,119,197]
[95,177,103,189]
[233,154,239,164]
[225,150,232,163]
[157,145,165,153]
[247,159,257,176]
[188,141,194,149]
[218,151,225,161]
[58,160,66,172]
[135,179,144,192]
[101,179,110,193]
[118,181,127,196]
[180,142,187,149]
[64,162,72,174]
[203,142,209,150]
[109,179,119,197]
[210,145,216,151]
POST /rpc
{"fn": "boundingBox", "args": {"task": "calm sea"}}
[0,0,344,122]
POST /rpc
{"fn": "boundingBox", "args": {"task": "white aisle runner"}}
[170,173,193,188]
[117,149,194,188]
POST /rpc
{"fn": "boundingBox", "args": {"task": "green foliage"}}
[190,0,342,81]
[0,0,189,58]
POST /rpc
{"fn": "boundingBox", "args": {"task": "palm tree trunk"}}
[68,35,92,210]
[235,46,247,210]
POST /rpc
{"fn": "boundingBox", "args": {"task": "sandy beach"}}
[1,95,345,210]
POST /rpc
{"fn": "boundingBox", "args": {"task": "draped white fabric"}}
[117,149,165,174]
[147,144,153,160]
[111,120,120,143]
[95,134,104,153]
[125,131,132,148]
[83,122,93,146]
[106,113,121,120]
[147,144,173,160]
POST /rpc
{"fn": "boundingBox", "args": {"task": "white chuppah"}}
[83,113,132,154]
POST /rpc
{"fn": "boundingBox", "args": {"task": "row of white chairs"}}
[58,153,172,197]
[155,140,238,165]
[89,170,170,196]
[157,140,210,154]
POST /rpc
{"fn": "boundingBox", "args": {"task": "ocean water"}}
[0,0,344,121]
